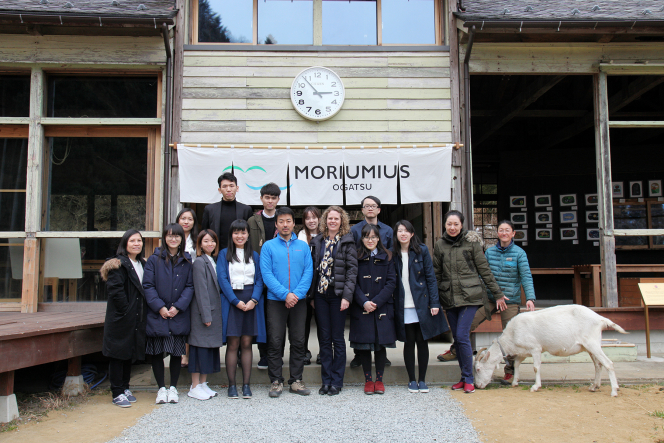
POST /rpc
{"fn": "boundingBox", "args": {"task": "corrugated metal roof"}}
[0,0,177,19]
[457,1,664,22]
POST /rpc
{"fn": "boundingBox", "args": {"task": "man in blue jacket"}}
[260,207,314,398]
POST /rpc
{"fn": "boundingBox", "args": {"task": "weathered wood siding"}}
[464,43,664,74]
[0,35,166,65]
[181,51,452,145]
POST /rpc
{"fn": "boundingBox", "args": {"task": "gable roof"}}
[457,0,664,23]
[0,0,176,20]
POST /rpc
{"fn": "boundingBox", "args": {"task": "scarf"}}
[317,234,340,294]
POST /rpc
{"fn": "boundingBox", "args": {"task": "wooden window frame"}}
[613,199,664,251]
[192,0,442,46]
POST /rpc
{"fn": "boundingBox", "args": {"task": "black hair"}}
[357,223,392,260]
[497,220,515,231]
[161,223,189,263]
[226,219,254,264]
[301,206,321,244]
[260,182,281,198]
[393,220,423,256]
[176,207,199,242]
[116,229,144,259]
[444,210,465,225]
[217,171,237,186]
[196,229,219,258]
[361,195,381,208]
[275,206,295,221]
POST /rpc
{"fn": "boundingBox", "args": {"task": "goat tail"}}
[603,318,628,334]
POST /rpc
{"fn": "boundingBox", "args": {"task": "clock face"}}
[290,66,345,121]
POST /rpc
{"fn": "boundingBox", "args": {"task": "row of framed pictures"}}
[511,211,599,224]
[513,228,600,242]
[613,180,662,198]
[510,194,597,208]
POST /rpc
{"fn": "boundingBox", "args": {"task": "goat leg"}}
[530,352,542,392]
[512,355,526,387]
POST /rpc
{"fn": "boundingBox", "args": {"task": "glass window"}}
[258,0,313,45]
[614,203,648,248]
[382,0,435,44]
[47,76,158,118]
[45,138,147,231]
[0,239,23,300]
[0,138,27,231]
[0,76,30,117]
[323,0,377,45]
[198,0,253,43]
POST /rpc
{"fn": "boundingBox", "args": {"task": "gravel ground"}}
[107,384,480,443]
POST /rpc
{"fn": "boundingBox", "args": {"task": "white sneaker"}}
[187,384,210,401]
[167,386,179,403]
[156,387,168,404]
[201,382,218,397]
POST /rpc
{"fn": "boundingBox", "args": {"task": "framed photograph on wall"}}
[560,228,578,240]
[585,211,599,223]
[535,212,552,224]
[534,195,551,207]
[514,230,528,242]
[649,180,662,197]
[560,194,577,206]
[535,229,552,240]
[560,211,578,223]
[510,213,527,224]
[612,182,624,198]
[587,228,600,240]
[629,181,643,198]
[510,196,526,208]
[585,194,598,205]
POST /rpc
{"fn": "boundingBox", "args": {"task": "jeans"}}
[314,293,347,387]
[446,305,479,384]
[266,299,307,384]
[109,358,132,398]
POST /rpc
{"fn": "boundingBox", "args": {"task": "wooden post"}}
[172,0,185,146]
[67,357,82,377]
[22,67,45,313]
[448,0,463,212]
[0,372,14,397]
[423,203,434,253]
[433,201,443,244]
[313,0,323,46]
[644,305,651,359]
[593,72,618,308]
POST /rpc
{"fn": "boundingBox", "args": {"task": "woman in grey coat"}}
[187,229,224,401]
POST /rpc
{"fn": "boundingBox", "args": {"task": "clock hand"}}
[318,92,333,95]
[303,78,322,98]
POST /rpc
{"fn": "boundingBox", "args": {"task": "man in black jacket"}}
[201,172,253,249]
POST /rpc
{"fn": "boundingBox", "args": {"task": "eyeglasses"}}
[363,205,378,210]
[364,236,379,241]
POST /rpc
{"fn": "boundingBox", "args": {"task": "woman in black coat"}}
[349,223,396,396]
[101,229,147,408]
[143,223,195,405]
[393,220,449,394]
[308,206,357,396]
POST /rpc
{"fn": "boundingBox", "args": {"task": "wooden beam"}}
[423,202,434,253]
[0,372,14,396]
[172,0,186,146]
[609,121,664,128]
[474,110,587,118]
[40,118,162,126]
[0,117,30,125]
[21,237,39,313]
[433,202,443,245]
[593,72,618,309]
[25,67,44,233]
[35,231,161,238]
[67,356,82,377]
[475,75,565,146]
[614,229,664,236]
[448,0,462,211]
[0,126,29,138]
[544,76,664,149]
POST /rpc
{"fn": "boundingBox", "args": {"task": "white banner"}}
[178,145,233,204]
[343,148,399,205]
[288,148,344,206]
[398,146,453,204]
[232,148,290,205]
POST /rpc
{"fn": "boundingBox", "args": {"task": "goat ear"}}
[483,351,490,362]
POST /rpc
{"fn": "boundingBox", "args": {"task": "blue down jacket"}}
[485,241,535,304]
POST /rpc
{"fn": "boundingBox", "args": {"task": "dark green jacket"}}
[247,211,277,255]
[433,230,505,310]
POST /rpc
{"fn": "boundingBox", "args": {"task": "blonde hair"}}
[320,206,351,238]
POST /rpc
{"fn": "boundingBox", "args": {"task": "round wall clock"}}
[290,66,345,121]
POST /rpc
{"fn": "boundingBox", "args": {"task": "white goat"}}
[473,304,627,397]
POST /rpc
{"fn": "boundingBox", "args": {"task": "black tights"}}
[404,323,429,382]
[359,348,387,382]
[151,354,182,389]
[226,335,253,386]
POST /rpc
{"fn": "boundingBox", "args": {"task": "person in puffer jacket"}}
[470,219,536,385]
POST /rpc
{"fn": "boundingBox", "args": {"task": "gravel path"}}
[107,384,480,443]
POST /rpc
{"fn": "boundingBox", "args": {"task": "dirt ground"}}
[451,383,664,443]
[0,391,156,443]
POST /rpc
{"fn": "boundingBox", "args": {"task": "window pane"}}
[323,0,377,45]
[0,240,23,300]
[0,76,30,117]
[0,139,27,231]
[199,0,253,43]
[47,77,158,118]
[45,138,147,231]
[382,0,435,44]
[258,0,313,45]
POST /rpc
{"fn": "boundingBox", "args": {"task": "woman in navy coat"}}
[143,223,194,405]
[393,220,449,394]
[349,224,397,396]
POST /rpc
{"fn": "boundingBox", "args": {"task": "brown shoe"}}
[437,349,457,362]
[268,381,283,398]
[289,380,311,396]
